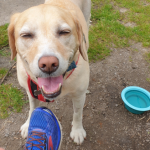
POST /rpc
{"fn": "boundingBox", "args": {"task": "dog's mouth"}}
[38,75,63,99]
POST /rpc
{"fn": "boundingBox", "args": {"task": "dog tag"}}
[34,90,42,96]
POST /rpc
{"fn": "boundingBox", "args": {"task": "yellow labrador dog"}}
[8,0,91,145]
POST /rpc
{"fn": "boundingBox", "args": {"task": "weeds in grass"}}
[146,78,150,82]
[129,56,132,62]
[0,84,25,118]
[0,68,7,79]
[133,48,138,52]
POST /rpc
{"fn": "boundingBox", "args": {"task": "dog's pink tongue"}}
[38,76,63,93]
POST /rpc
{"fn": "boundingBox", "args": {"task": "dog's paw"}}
[70,127,86,145]
[20,122,29,139]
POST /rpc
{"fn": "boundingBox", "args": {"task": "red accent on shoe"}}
[48,136,54,150]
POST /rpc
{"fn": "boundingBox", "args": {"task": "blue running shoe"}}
[25,107,61,150]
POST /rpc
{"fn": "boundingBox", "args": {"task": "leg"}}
[20,91,39,138]
[70,93,86,144]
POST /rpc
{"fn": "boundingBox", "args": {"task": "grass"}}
[0,47,11,56]
[88,0,150,61]
[0,84,25,119]
[0,24,24,119]
[0,68,7,79]
[0,23,10,57]
[0,23,9,49]
[146,78,150,82]
[113,0,150,47]
[88,1,132,61]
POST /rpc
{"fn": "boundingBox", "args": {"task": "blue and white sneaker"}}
[25,107,61,150]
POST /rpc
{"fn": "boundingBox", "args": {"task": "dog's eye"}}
[21,33,33,38]
[59,30,70,35]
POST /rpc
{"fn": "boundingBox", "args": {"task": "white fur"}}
[30,39,69,78]
[70,94,86,144]
[60,23,71,31]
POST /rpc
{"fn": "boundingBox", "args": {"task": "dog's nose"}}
[38,56,59,74]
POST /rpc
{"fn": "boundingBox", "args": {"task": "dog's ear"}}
[75,19,88,61]
[8,13,20,60]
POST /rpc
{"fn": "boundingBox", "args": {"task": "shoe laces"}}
[25,131,46,150]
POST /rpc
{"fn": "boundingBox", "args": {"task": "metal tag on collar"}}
[34,89,42,96]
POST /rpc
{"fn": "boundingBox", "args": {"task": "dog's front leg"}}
[20,91,39,138]
[70,93,86,145]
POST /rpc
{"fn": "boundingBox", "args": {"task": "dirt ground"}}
[1,1,150,150]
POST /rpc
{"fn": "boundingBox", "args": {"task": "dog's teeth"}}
[51,83,61,93]
[42,86,44,91]
[42,85,54,94]
[59,83,61,89]
[42,86,45,93]
[42,86,47,94]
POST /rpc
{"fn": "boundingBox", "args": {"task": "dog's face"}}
[8,4,87,100]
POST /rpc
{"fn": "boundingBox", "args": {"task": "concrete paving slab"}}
[0,0,44,26]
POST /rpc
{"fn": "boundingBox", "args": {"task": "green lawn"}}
[0,68,8,79]
[0,84,25,118]
[0,24,25,118]
[88,0,150,61]
[0,23,9,49]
